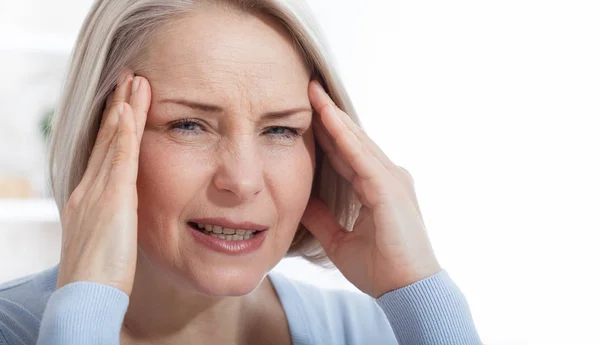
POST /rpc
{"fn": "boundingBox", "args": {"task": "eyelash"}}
[170,119,301,140]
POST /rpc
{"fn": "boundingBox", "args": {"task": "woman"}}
[0,0,482,344]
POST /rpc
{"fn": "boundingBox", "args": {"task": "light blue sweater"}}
[0,264,482,344]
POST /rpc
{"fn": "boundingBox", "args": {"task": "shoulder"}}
[0,265,59,345]
[269,271,397,345]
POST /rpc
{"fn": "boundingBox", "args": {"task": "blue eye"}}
[171,120,204,135]
[169,121,300,140]
[265,126,300,139]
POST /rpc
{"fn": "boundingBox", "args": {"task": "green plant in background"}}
[39,108,53,142]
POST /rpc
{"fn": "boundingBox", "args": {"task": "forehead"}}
[140,6,311,106]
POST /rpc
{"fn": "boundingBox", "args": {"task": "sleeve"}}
[35,282,129,345]
[375,270,483,345]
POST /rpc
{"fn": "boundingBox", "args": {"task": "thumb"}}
[301,197,347,253]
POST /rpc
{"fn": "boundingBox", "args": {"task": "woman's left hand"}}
[301,80,442,298]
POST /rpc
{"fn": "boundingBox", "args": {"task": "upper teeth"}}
[198,224,257,236]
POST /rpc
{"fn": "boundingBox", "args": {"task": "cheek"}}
[138,141,198,205]
[265,135,316,220]
[136,136,214,236]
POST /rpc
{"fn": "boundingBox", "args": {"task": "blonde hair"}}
[48,0,362,265]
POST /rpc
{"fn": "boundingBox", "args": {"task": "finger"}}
[319,102,383,182]
[91,103,124,193]
[128,76,151,144]
[308,80,366,143]
[93,103,138,195]
[308,80,398,174]
[301,197,348,256]
[85,73,134,189]
[79,71,133,191]
[78,91,121,193]
[313,117,355,181]
[108,103,139,188]
[104,91,115,115]
[112,72,134,105]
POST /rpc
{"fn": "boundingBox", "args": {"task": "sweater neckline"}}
[266,271,312,345]
[39,265,310,344]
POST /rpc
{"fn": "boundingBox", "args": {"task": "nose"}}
[212,140,265,202]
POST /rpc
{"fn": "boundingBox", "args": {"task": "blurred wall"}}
[0,0,94,196]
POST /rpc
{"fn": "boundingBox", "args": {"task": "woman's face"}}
[135,6,315,296]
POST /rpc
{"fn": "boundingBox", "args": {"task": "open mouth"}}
[188,222,259,241]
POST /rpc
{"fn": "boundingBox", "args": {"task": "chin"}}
[136,221,293,297]
[184,263,272,297]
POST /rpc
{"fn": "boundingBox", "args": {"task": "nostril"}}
[212,165,265,201]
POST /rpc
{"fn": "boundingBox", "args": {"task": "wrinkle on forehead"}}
[138,7,311,116]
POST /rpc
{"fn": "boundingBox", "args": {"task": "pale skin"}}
[56,4,440,345]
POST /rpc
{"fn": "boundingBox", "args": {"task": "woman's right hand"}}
[56,73,151,296]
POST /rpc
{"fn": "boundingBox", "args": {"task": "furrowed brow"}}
[159,99,223,113]
[160,98,312,119]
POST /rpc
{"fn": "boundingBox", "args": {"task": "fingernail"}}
[132,77,141,93]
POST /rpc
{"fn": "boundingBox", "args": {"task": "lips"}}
[187,217,268,232]
[186,217,268,254]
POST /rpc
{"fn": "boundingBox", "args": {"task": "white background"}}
[1,1,599,344]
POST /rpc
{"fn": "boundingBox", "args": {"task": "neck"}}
[121,252,264,345]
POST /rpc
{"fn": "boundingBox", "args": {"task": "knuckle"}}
[350,143,366,160]
[94,129,112,148]
[112,148,130,165]
[121,102,132,112]
[64,190,83,219]
[98,112,118,135]
[68,186,85,206]
[118,105,136,130]
[112,101,127,113]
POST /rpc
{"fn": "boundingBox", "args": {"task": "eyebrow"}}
[159,98,313,120]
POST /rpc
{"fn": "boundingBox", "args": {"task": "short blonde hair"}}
[48,0,362,265]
